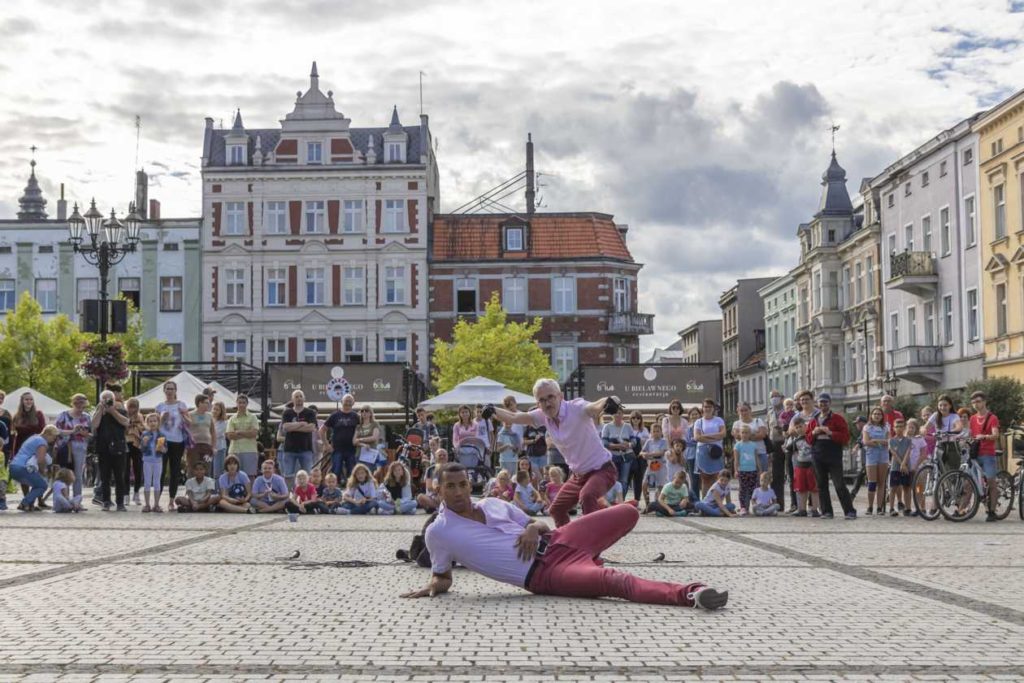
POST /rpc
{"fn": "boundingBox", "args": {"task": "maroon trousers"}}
[548,461,618,528]
[527,504,705,606]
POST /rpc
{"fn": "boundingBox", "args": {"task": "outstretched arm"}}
[401,570,453,598]
[491,407,537,426]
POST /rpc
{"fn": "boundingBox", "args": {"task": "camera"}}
[105,399,114,407]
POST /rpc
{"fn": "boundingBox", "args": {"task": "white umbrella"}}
[418,376,534,410]
[2,387,71,417]
[131,371,211,411]
[205,380,262,412]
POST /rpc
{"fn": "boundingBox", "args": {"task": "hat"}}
[855,415,867,423]
[817,393,832,403]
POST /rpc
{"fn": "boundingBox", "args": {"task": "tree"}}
[964,376,1024,427]
[0,292,91,400]
[431,292,555,395]
[114,298,174,366]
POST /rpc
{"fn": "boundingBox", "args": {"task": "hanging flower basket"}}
[79,339,129,384]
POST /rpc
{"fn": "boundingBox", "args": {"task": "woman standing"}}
[211,401,229,480]
[451,405,476,451]
[661,400,689,449]
[683,407,702,503]
[11,392,47,507]
[124,398,145,506]
[694,398,727,497]
[55,394,92,501]
[156,381,190,511]
[861,407,891,516]
[624,411,649,502]
[186,394,216,475]
[353,405,383,472]
[926,396,962,472]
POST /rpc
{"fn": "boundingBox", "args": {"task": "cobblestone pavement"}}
[1,487,1023,682]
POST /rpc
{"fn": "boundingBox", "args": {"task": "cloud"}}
[0,17,36,37]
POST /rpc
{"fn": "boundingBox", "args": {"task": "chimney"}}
[525,133,535,216]
[56,183,67,221]
[135,169,148,219]
[205,117,214,130]
[149,199,161,221]
[615,223,629,239]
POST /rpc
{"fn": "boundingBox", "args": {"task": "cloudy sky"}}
[1,0,1022,356]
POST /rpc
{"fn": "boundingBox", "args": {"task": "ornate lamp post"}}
[67,199,142,340]
[883,371,899,399]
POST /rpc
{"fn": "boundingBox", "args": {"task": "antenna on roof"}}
[830,122,840,154]
[419,70,426,116]
[134,115,142,171]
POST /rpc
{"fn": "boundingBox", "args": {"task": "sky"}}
[1,0,1022,358]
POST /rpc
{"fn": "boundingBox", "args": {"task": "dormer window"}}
[386,142,403,162]
[229,145,245,166]
[505,226,524,251]
[307,142,322,164]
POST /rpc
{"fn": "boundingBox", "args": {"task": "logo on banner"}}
[373,378,391,391]
[325,366,352,401]
[643,368,657,381]
[596,381,615,392]
[686,380,705,392]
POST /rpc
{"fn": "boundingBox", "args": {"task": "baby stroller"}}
[455,436,492,494]
[396,427,429,494]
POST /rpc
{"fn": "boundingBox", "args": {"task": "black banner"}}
[581,364,721,407]
[266,363,406,406]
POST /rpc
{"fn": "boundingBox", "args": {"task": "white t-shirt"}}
[695,417,726,447]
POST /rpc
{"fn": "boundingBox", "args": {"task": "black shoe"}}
[690,587,729,610]
[102,503,113,512]
[865,508,873,516]
[36,500,50,510]
[116,505,128,512]
[985,512,998,522]
[92,497,104,507]
[821,512,834,519]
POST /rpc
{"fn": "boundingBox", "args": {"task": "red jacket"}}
[805,411,850,447]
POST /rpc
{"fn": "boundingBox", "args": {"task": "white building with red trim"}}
[200,63,438,373]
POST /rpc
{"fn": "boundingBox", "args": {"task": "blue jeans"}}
[331,450,356,481]
[529,455,547,473]
[212,448,226,480]
[500,457,518,476]
[342,500,377,515]
[686,458,699,502]
[10,465,47,507]
[280,451,314,478]
[694,501,736,517]
[378,498,417,515]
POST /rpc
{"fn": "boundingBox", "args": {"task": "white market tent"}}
[418,376,534,410]
[2,387,71,417]
[205,380,262,412]
[131,371,211,412]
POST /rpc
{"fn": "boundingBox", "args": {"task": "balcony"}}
[888,345,943,385]
[608,311,654,335]
[887,250,938,297]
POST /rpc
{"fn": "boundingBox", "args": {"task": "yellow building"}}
[977,89,1024,382]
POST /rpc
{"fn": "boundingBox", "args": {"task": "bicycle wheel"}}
[936,470,979,522]
[992,471,1014,520]
[1018,471,1024,521]
[912,465,940,521]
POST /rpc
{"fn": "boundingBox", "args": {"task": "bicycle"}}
[912,430,960,521]
[1004,423,1024,521]
[934,436,1013,522]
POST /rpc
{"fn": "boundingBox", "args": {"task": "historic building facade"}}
[758,273,799,399]
[720,277,774,411]
[868,115,983,399]
[976,89,1024,382]
[200,63,439,373]
[0,163,201,360]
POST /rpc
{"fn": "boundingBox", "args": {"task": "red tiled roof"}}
[431,212,634,262]
[737,350,766,371]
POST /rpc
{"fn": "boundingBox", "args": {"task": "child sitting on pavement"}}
[174,461,220,512]
[342,463,378,514]
[513,470,544,515]
[309,467,324,497]
[292,469,328,514]
[488,470,515,501]
[216,455,251,513]
[542,466,564,514]
[602,480,638,508]
[654,469,692,517]
[52,468,84,513]
[251,459,293,514]
[695,470,737,517]
[786,416,820,517]
[320,472,347,514]
[750,472,780,516]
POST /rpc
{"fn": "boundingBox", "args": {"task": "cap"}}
[818,393,832,402]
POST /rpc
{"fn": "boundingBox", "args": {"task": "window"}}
[991,139,1004,157]
[904,224,914,251]
[455,278,477,314]
[841,266,850,309]
[868,334,877,376]
[76,278,98,309]
[168,344,182,361]
[922,216,932,253]
[924,302,935,346]
[904,182,911,197]
[830,344,842,384]
[614,346,629,364]
[38,245,52,254]
[827,270,838,310]
[229,145,244,165]
[305,267,325,305]
[848,342,858,383]
[939,207,950,256]
[344,337,364,362]
[963,148,973,165]
[552,345,576,381]
[384,266,406,305]
[225,202,245,235]
[117,277,140,308]
[265,339,287,364]
[996,284,1007,336]
[921,171,929,187]
[223,339,247,361]
[942,295,953,345]
[613,277,629,312]
[0,279,15,312]
[304,200,325,233]
[940,160,947,177]
[503,277,526,314]
[163,242,179,251]
[303,338,327,363]
[383,199,405,232]
[160,277,182,311]
[225,268,245,307]
[812,272,821,312]
[386,142,402,163]
[890,312,899,349]
[383,337,407,362]
[866,256,875,297]
[827,228,835,243]
[967,289,979,341]
[343,266,365,305]
[266,268,286,306]
[505,227,524,251]
[994,184,1006,239]
[908,307,917,346]
[307,141,322,164]
[965,196,976,246]
[33,279,56,312]
[265,201,287,234]
[343,200,364,233]
[552,277,576,313]
[887,193,894,208]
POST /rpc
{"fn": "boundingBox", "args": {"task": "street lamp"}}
[67,199,142,341]
[883,371,899,398]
